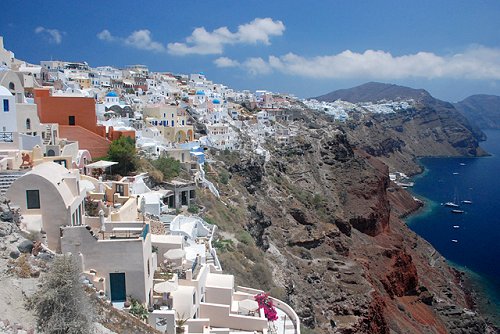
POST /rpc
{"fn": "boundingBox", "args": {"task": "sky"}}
[1,0,500,102]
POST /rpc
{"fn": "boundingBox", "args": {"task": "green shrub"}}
[218,170,230,185]
[129,298,149,321]
[236,230,254,245]
[187,204,199,214]
[151,156,181,181]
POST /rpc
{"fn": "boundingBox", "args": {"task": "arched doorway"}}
[175,130,186,143]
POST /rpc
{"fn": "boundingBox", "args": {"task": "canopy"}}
[238,299,259,313]
[85,161,118,169]
[163,248,186,260]
[154,280,178,294]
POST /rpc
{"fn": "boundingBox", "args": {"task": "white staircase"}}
[0,171,26,195]
[43,125,53,145]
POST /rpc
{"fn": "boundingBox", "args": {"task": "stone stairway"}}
[0,171,26,195]
[43,125,52,145]
[82,269,106,293]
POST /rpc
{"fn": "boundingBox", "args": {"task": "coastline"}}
[403,158,500,329]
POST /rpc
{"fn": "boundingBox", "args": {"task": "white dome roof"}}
[0,85,12,96]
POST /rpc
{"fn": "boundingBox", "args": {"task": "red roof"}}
[59,125,111,159]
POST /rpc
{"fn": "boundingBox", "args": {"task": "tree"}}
[151,156,181,181]
[107,136,137,176]
[26,255,96,334]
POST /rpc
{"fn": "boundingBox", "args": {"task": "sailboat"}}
[445,188,460,208]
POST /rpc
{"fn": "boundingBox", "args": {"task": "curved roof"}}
[195,90,205,95]
[0,85,12,96]
[212,99,220,104]
[106,91,118,97]
[23,162,80,207]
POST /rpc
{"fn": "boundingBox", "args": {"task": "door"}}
[69,115,75,125]
[109,273,126,302]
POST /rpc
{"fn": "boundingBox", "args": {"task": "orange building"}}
[33,88,136,160]
[34,88,98,133]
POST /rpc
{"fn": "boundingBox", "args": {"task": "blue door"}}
[109,273,126,302]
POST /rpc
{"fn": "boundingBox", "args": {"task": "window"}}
[3,99,9,112]
[26,190,40,209]
[68,115,75,125]
[54,159,67,168]
[9,82,15,91]
[193,292,196,305]
[26,118,31,130]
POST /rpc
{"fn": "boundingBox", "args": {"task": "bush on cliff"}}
[25,255,96,334]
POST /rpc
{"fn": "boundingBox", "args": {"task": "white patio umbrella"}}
[163,249,186,261]
[154,280,178,294]
[85,160,118,169]
[238,299,259,313]
[80,179,96,192]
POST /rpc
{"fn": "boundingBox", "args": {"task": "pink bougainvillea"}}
[254,293,278,321]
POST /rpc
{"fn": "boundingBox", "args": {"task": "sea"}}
[406,129,500,326]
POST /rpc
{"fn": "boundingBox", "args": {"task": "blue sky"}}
[2,0,500,101]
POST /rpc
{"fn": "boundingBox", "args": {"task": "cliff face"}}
[454,94,500,129]
[202,108,493,333]
[313,82,487,175]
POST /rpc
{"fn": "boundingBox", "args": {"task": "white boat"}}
[451,209,465,214]
[445,202,460,208]
[451,239,458,243]
[453,225,460,228]
[461,200,472,204]
[453,172,459,175]
[459,163,466,166]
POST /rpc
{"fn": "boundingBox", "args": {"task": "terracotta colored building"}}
[34,88,98,133]
[33,88,136,160]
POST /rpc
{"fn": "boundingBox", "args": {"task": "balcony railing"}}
[0,132,14,143]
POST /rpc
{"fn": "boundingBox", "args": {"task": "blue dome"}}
[106,91,118,97]
[212,99,220,104]
[196,90,205,95]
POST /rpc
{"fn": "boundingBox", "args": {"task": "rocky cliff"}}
[201,107,495,333]
[313,82,487,174]
[454,94,500,129]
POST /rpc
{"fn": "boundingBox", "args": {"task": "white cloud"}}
[214,57,240,68]
[97,29,114,42]
[230,46,500,80]
[34,26,64,44]
[168,18,285,56]
[243,57,273,75]
[97,29,166,53]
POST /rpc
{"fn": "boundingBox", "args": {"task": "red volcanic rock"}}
[382,249,419,298]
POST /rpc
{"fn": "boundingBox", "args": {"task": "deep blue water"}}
[407,130,500,320]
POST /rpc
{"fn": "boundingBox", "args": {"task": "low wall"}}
[199,302,267,332]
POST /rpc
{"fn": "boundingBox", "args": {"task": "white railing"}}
[235,286,301,334]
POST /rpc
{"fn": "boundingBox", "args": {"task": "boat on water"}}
[453,225,460,228]
[451,239,459,243]
[461,200,472,204]
[453,172,459,175]
[444,202,460,208]
[459,163,466,166]
[452,209,465,214]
